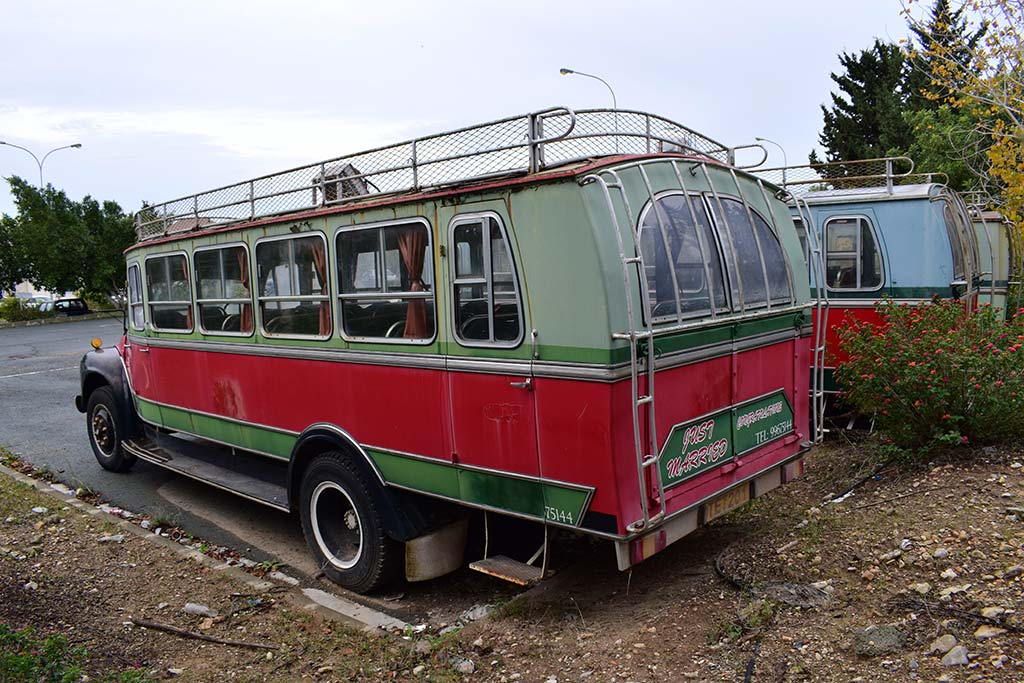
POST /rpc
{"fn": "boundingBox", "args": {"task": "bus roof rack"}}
[134,107,737,243]
[752,156,949,198]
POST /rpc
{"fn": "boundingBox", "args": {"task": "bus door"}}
[123,262,155,399]
[444,210,541,485]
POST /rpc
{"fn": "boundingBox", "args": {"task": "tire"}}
[86,386,136,473]
[299,452,401,593]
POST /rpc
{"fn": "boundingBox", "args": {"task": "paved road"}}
[0,318,521,622]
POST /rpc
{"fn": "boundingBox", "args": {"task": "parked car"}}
[53,297,91,316]
[24,296,53,309]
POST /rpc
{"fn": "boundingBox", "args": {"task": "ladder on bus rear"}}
[792,195,829,441]
[584,169,664,534]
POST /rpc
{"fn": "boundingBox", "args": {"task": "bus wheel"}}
[299,452,400,593]
[87,387,135,473]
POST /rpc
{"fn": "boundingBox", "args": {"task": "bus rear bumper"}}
[614,454,806,570]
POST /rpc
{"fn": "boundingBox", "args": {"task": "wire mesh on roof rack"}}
[751,157,952,198]
[134,107,732,242]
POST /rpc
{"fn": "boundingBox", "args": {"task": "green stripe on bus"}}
[367,449,592,526]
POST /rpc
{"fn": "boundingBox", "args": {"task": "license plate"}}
[703,485,751,522]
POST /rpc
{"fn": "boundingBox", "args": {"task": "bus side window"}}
[336,220,436,342]
[127,263,145,330]
[451,215,522,346]
[145,253,193,332]
[194,245,254,335]
[824,216,883,290]
[255,234,331,338]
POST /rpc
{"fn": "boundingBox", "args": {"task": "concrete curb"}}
[0,312,119,329]
[0,461,406,634]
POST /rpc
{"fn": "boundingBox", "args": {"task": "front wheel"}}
[299,452,401,593]
[87,387,136,472]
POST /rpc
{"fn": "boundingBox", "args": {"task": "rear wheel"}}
[299,452,400,593]
[87,387,136,472]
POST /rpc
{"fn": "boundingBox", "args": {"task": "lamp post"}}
[0,141,83,188]
[560,67,619,152]
[754,136,787,186]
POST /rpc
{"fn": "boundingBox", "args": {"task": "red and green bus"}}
[77,108,819,593]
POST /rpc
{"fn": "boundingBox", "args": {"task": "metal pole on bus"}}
[755,137,787,186]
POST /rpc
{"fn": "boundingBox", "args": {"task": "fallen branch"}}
[130,617,280,650]
[849,485,946,510]
[891,597,1024,633]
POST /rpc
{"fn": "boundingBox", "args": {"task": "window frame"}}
[823,214,886,293]
[253,231,332,341]
[635,190,732,323]
[333,217,438,345]
[126,261,145,332]
[144,250,195,333]
[448,211,525,349]
[193,242,255,338]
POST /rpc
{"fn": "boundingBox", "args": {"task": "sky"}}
[0,0,913,218]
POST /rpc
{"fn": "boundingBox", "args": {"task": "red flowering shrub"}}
[835,297,1024,448]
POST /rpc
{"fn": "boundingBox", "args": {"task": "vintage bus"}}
[755,158,980,397]
[77,108,818,593]
[968,206,1022,314]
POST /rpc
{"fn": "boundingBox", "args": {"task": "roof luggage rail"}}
[134,107,738,243]
[751,156,950,197]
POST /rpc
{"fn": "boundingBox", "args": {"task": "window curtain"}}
[180,258,194,328]
[397,227,428,338]
[310,241,331,336]
[235,249,253,333]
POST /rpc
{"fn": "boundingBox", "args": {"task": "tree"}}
[815,39,915,163]
[903,1,1024,221]
[905,0,987,107]
[0,214,28,292]
[3,177,136,298]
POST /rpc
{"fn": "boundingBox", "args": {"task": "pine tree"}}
[905,0,987,108]
[815,39,914,163]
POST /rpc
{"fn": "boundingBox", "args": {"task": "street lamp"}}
[0,141,83,188]
[754,136,787,186]
[560,67,619,152]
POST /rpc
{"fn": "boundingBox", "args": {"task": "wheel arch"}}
[76,349,142,440]
[287,424,454,543]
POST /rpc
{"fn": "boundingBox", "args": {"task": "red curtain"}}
[397,227,428,338]
[235,248,253,333]
[310,240,331,336]
[180,257,193,329]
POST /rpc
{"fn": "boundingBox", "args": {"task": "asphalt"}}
[0,317,298,568]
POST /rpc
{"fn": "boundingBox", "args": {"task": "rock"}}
[940,568,958,580]
[980,606,1004,619]
[991,654,1009,669]
[472,637,485,648]
[30,507,47,514]
[157,602,169,610]
[879,549,902,562]
[854,625,903,657]
[973,625,1006,640]
[933,548,950,559]
[928,634,957,655]
[413,665,426,675]
[545,677,557,683]
[938,584,971,600]
[452,657,475,674]
[167,669,183,676]
[941,645,969,666]
[267,571,299,586]
[198,618,214,631]
[23,581,37,591]
[183,603,218,617]
[459,604,493,622]
[140,520,150,529]
[98,534,125,544]
[1002,565,1023,579]
[911,582,932,595]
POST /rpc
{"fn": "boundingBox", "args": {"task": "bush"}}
[0,297,51,323]
[0,625,151,683]
[835,297,1024,449]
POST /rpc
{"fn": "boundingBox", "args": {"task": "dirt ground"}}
[2,440,1023,682]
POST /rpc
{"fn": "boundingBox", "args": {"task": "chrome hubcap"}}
[310,481,363,570]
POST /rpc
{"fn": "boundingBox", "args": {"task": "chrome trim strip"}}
[299,422,386,486]
[134,395,300,438]
[129,323,806,382]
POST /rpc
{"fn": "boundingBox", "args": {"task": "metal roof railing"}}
[752,156,951,198]
[134,107,737,243]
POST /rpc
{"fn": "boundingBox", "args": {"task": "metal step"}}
[469,555,547,586]
[123,434,289,512]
